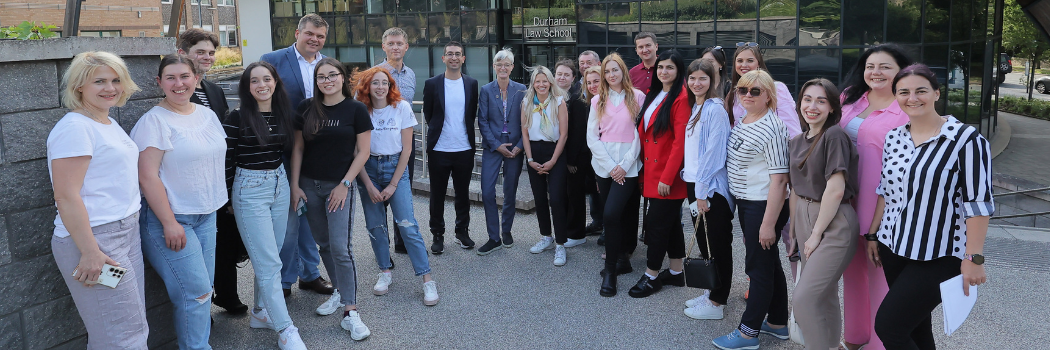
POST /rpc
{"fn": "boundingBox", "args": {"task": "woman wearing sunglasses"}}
[712,69,791,350]
[726,42,801,138]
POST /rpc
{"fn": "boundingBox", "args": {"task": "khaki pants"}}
[792,200,858,350]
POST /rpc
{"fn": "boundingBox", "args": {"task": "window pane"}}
[329,17,349,45]
[678,0,714,46]
[398,14,429,44]
[798,48,839,86]
[272,17,299,48]
[431,46,448,75]
[972,0,989,40]
[841,48,860,82]
[462,0,492,10]
[429,12,461,43]
[923,44,949,113]
[579,3,607,44]
[273,0,302,17]
[466,46,493,84]
[399,0,429,12]
[716,0,756,47]
[842,0,883,45]
[550,0,576,43]
[641,0,676,47]
[350,16,366,44]
[366,15,394,44]
[404,46,430,101]
[366,0,392,13]
[799,0,840,47]
[608,2,638,46]
[764,48,796,93]
[951,0,971,42]
[462,11,487,43]
[338,47,367,65]
[437,0,461,11]
[886,0,921,43]
[969,43,988,123]
[925,0,950,43]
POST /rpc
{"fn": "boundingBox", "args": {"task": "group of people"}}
[46,12,994,350]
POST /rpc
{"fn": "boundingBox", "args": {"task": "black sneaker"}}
[393,244,408,254]
[657,269,685,287]
[628,274,663,298]
[431,235,444,255]
[585,222,604,236]
[455,233,475,249]
[477,239,503,255]
[596,232,605,246]
[501,232,514,248]
[389,257,395,270]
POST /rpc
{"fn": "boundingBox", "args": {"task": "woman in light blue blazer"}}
[476,48,527,255]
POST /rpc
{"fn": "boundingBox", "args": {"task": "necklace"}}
[80,108,108,124]
[161,99,194,115]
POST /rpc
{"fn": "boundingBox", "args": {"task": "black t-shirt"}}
[295,98,373,181]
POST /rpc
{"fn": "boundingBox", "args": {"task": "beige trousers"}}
[792,200,858,350]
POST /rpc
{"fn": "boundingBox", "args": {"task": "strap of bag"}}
[688,210,712,260]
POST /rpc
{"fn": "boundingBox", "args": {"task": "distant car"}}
[1035,76,1050,94]
[999,53,1012,84]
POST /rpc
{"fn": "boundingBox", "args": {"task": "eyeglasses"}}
[444,52,463,58]
[316,73,342,83]
[736,42,759,48]
[736,87,763,97]
[494,63,513,68]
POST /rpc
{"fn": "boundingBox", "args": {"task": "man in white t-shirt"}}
[422,41,479,254]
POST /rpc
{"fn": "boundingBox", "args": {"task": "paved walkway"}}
[995,112,1050,187]
[207,195,1050,349]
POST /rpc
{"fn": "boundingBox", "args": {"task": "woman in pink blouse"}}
[836,44,912,350]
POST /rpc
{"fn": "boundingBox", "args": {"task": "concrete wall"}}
[238,0,273,65]
[0,37,178,350]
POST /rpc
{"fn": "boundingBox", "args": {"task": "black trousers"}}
[643,197,686,271]
[214,207,245,301]
[565,163,594,240]
[688,185,735,305]
[427,149,474,237]
[875,243,961,350]
[597,176,640,270]
[588,173,604,226]
[736,198,790,338]
[527,141,569,243]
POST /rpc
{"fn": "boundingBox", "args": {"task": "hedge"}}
[998,96,1050,121]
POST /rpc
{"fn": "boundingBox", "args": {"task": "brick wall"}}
[0,37,177,350]
[0,0,164,37]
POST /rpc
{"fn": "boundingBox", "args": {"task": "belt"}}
[798,195,821,203]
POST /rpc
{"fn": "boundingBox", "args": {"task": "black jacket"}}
[565,81,592,168]
[197,78,230,120]
[422,73,479,152]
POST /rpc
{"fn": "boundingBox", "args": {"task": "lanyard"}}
[501,89,509,133]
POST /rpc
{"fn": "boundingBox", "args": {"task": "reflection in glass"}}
[842,0,883,45]
[462,11,488,43]
[763,49,796,93]
[338,46,367,64]
[973,0,989,40]
[404,46,430,102]
[886,0,920,43]
[350,16,366,44]
[716,0,756,47]
[798,48,840,88]
[397,15,428,44]
[970,44,988,124]
[798,0,839,46]
[431,46,448,74]
[678,0,714,46]
[641,0,675,46]
[467,46,493,84]
[608,2,638,46]
[399,0,429,12]
[923,44,949,114]
[272,17,299,48]
[366,15,394,44]
[461,0,492,10]
[328,17,349,45]
[429,12,461,43]
[952,0,971,42]
[925,0,949,43]
[273,0,303,17]
[579,4,608,44]
[841,48,859,83]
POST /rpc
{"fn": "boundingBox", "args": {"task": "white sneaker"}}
[685,290,711,308]
[250,308,275,330]
[315,290,344,316]
[684,299,724,320]
[423,280,440,306]
[340,310,371,340]
[373,272,392,296]
[278,325,308,350]
[553,245,567,266]
[530,236,555,254]
[564,238,586,248]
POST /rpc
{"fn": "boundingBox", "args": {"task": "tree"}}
[1003,1,1050,69]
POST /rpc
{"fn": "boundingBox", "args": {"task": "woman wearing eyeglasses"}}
[712,69,791,350]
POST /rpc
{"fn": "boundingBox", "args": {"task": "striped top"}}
[727,110,790,201]
[223,109,286,194]
[192,88,211,108]
[875,116,994,261]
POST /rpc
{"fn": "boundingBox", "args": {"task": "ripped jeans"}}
[357,154,431,276]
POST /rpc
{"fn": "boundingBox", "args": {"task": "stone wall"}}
[0,37,177,350]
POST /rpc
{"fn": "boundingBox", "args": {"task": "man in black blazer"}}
[423,41,479,254]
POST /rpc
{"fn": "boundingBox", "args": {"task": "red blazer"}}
[638,89,689,199]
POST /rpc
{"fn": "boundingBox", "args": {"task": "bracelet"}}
[864,233,879,242]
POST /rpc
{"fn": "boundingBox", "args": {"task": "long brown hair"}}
[796,78,843,170]
[596,53,641,124]
[353,66,402,112]
[686,58,726,132]
[302,57,352,139]
[725,45,769,120]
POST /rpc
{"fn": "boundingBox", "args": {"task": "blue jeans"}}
[357,154,431,276]
[139,200,217,350]
[232,167,293,331]
[280,164,323,289]
[300,176,359,306]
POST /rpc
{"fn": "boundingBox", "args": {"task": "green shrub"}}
[999,96,1050,120]
[1,21,58,40]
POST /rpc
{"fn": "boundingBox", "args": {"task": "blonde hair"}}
[735,69,778,113]
[61,51,140,110]
[521,65,565,130]
[596,53,641,124]
[581,66,601,103]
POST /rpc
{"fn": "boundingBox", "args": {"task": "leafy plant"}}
[213,47,242,69]
[1,21,58,40]
[999,96,1050,121]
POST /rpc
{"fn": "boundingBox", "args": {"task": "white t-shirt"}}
[434,77,471,152]
[726,110,790,201]
[369,100,418,155]
[47,113,141,238]
[682,103,703,182]
[643,91,668,130]
[130,105,229,215]
[527,95,563,142]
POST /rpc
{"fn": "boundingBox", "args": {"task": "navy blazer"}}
[422,73,479,152]
[259,46,317,107]
[477,80,526,153]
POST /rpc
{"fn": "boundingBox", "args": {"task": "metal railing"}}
[992,186,1050,219]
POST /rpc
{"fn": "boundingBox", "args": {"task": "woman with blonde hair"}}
[522,65,571,266]
[713,69,791,350]
[48,51,147,349]
[588,53,646,296]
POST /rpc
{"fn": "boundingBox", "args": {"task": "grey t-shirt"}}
[788,125,859,203]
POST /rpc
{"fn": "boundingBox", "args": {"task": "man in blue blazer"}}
[422,41,479,255]
[475,48,526,255]
[259,13,334,296]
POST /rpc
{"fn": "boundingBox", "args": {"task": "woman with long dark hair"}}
[222,61,308,349]
[700,46,731,97]
[681,58,735,320]
[726,43,801,138]
[291,57,373,341]
[522,65,571,266]
[836,43,912,350]
[628,50,690,298]
[788,78,860,350]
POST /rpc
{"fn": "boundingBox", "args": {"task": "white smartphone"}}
[72,263,127,288]
[296,198,307,217]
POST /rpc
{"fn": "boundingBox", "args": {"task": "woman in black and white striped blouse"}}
[870,64,993,349]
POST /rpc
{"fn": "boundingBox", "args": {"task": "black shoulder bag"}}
[683,212,721,289]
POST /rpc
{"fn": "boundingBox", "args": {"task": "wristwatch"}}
[341,179,352,188]
[963,254,985,265]
[864,233,879,242]
[527,158,534,163]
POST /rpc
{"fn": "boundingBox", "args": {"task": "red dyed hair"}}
[353,66,402,112]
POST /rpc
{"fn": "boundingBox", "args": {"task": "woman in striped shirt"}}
[713,69,792,350]
[871,64,993,349]
[222,61,308,349]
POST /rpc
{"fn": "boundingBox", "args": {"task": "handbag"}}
[683,211,721,290]
[788,262,805,345]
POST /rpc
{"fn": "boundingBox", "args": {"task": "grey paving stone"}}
[0,159,53,214]
[0,108,66,163]
[0,61,59,114]
[7,207,56,261]
[0,215,9,266]
[146,302,176,349]
[0,312,22,349]
[22,296,85,350]
[0,255,67,316]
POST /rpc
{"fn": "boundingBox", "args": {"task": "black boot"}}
[598,256,633,276]
[600,269,617,297]
[431,234,445,255]
[596,232,605,246]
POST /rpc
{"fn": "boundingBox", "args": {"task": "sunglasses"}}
[736,87,763,97]
[736,42,759,48]
[711,45,723,51]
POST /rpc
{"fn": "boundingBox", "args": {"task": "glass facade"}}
[268,0,1005,135]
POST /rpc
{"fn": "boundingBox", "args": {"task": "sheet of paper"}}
[939,274,978,336]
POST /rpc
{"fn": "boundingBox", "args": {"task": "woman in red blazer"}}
[629,50,691,298]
